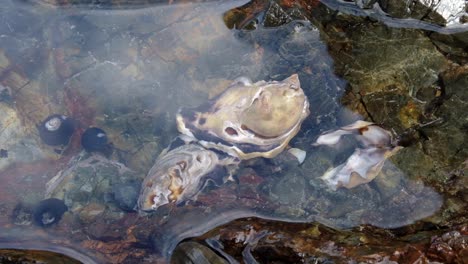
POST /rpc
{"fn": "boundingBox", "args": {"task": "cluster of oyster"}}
[137,74,310,212]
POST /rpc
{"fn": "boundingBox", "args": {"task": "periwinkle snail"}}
[81,127,111,154]
[32,198,68,227]
[38,114,75,146]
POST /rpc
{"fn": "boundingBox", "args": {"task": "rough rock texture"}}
[172,242,228,264]
[429,31,468,65]
[325,22,447,130]
[45,153,143,219]
[378,0,446,25]
[187,218,468,263]
[0,249,82,264]
[315,2,467,229]
[0,104,44,171]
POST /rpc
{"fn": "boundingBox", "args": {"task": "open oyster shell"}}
[176,74,310,160]
[315,121,402,189]
[137,141,238,212]
[321,147,401,189]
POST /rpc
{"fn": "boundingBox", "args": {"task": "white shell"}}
[137,144,238,212]
[45,117,63,131]
[321,147,400,190]
[314,120,393,148]
[316,120,401,189]
[288,148,307,164]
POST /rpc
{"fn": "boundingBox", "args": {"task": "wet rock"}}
[262,1,306,28]
[45,153,144,216]
[64,62,143,115]
[388,68,467,227]
[354,0,378,9]
[330,24,446,95]
[427,227,468,263]
[0,249,82,264]
[270,171,307,207]
[77,203,107,224]
[420,70,468,167]
[444,160,468,197]
[0,31,67,127]
[171,241,228,264]
[378,0,446,25]
[95,113,164,174]
[429,31,468,65]
[372,163,403,199]
[11,203,33,226]
[85,216,128,241]
[112,180,140,211]
[195,219,389,263]
[223,0,269,30]
[190,218,468,264]
[0,103,49,173]
[322,19,447,132]
[0,84,13,105]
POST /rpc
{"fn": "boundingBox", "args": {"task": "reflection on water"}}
[0,0,466,262]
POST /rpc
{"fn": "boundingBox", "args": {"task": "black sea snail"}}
[81,127,109,153]
[38,114,75,146]
[32,198,68,227]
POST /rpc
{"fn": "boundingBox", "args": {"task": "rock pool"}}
[0,0,467,263]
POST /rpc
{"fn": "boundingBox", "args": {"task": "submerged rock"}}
[11,202,34,226]
[172,242,228,264]
[378,0,446,25]
[0,103,49,173]
[0,249,82,264]
[95,112,164,174]
[112,180,140,212]
[192,218,468,263]
[45,153,143,217]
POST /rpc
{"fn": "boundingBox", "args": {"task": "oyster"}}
[314,120,392,147]
[176,74,310,160]
[137,141,238,212]
[315,121,402,189]
[321,147,401,189]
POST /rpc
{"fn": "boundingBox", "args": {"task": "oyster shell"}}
[314,120,393,147]
[315,121,402,189]
[137,142,238,212]
[176,74,310,160]
[321,147,401,190]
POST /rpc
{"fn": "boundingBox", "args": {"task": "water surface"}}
[0,0,467,262]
